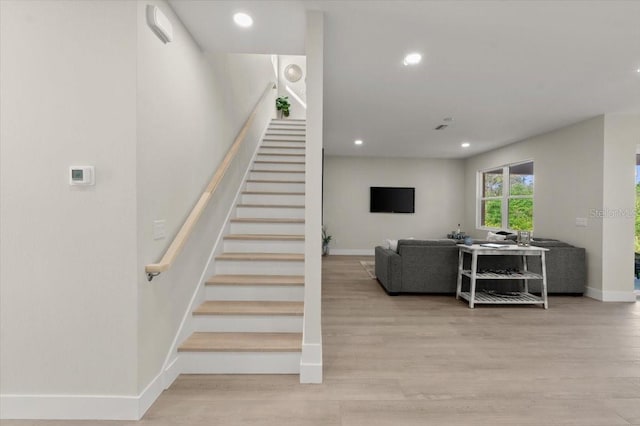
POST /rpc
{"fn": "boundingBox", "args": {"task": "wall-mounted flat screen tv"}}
[370,187,415,213]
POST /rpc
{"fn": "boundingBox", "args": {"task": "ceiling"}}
[169,0,640,159]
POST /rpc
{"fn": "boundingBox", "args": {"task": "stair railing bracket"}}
[147,272,160,282]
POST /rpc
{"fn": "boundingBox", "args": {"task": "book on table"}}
[479,243,508,249]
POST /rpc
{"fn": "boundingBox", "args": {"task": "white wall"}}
[0,0,139,399]
[136,1,275,392]
[601,114,640,299]
[323,156,465,253]
[277,55,307,120]
[465,116,639,300]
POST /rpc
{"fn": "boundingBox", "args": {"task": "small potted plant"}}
[276,96,290,118]
[322,226,332,256]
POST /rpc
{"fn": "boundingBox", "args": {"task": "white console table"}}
[456,244,549,309]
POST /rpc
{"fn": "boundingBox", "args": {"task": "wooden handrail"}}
[145,82,275,281]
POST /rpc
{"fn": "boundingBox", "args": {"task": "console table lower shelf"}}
[458,291,545,305]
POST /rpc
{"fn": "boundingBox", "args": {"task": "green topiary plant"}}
[276,96,290,117]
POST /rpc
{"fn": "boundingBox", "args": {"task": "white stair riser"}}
[256,154,305,163]
[236,206,304,218]
[265,129,306,136]
[230,221,304,235]
[249,171,304,180]
[246,181,305,192]
[215,260,304,275]
[271,119,305,125]
[241,193,304,204]
[206,285,304,301]
[259,147,305,155]
[269,123,307,132]
[252,162,305,172]
[262,141,306,148]
[193,315,303,333]
[263,135,306,141]
[224,239,304,254]
[180,352,301,374]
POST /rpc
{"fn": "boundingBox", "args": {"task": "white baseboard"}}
[162,356,181,390]
[138,371,164,419]
[585,286,637,302]
[0,362,182,421]
[0,393,139,420]
[329,249,374,256]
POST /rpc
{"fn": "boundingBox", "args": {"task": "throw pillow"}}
[487,231,506,241]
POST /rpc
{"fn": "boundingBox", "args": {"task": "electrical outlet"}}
[153,220,166,240]
[575,217,588,227]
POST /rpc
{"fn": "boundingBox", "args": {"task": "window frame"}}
[476,160,534,232]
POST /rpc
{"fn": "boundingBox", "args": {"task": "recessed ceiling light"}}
[354,139,363,145]
[403,53,422,66]
[461,142,471,148]
[233,12,253,28]
[636,68,640,73]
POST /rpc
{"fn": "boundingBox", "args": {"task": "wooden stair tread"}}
[237,203,304,209]
[262,139,306,142]
[194,301,303,316]
[250,170,304,174]
[257,153,305,157]
[216,253,304,261]
[265,132,306,135]
[206,274,304,286]
[178,332,302,352]
[230,218,304,223]
[254,161,305,165]
[224,234,305,241]
[242,191,305,195]
[259,146,306,150]
[246,179,305,184]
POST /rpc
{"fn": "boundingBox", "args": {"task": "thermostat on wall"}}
[69,166,95,186]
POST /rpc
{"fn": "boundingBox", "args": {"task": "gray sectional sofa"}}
[374,238,585,295]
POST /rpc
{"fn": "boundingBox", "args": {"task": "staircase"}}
[179,118,306,374]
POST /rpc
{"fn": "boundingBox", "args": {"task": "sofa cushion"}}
[530,240,573,248]
[398,239,456,247]
[487,231,507,241]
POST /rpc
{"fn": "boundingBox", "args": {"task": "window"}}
[478,161,534,231]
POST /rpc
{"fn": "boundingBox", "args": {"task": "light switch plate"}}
[575,217,588,227]
[153,220,166,240]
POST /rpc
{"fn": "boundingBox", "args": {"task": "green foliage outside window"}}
[483,200,502,228]
[509,198,533,230]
